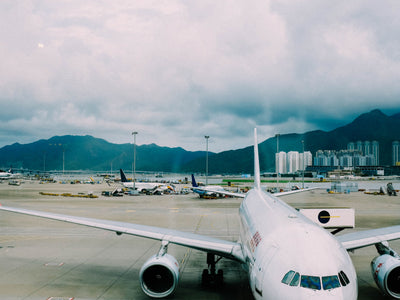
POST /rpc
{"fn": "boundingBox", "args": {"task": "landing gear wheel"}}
[201,269,209,286]
[216,269,224,285]
[201,254,224,287]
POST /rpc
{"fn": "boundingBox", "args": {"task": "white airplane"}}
[119,169,174,194]
[0,168,13,180]
[190,174,231,198]
[1,129,400,299]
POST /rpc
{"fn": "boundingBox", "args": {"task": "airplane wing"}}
[191,186,318,198]
[337,225,400,251]
[274,187,319,197]
[190,187,246,198]
[0,204,245,263]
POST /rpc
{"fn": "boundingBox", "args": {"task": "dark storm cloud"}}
[0,1,399,152]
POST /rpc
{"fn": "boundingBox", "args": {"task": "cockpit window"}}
[290,272,300,286]
[300,275,321,290]
[282,271,346,291]
[281,270,295,284]
[322,275,341,290]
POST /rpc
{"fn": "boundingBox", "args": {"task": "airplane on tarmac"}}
[1,129,400,299]
[191,174,311,198]
[190,174,232,198]
[119,169,174,194]
[0,169,13,180]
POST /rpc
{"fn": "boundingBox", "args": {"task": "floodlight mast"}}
[205,135,210,186]
[275,133,280,191]
[132,131,138,190]
[302,140,305,189]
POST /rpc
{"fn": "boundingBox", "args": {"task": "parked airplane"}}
[119,169,174,194]
[191,174,315,198]
[191,174,230,198]
[1,129,400,299]
[0,169,13,180]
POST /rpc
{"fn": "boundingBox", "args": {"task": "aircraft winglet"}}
[254,128,261,190]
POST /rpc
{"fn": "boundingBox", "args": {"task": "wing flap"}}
[337,225,400,251]
[0,205,245,263]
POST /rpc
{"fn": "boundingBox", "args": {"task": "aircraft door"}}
[252,244,278,297]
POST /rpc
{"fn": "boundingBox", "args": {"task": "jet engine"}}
[371,254,400,299]
[139,253,180,298]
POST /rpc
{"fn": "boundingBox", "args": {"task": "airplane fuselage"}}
[192,185,226,196]
[0,172,12,179]
[122,181,168,192]
[239,189,358,299]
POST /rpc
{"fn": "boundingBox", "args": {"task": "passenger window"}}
[338,271,350,286]
[290,272,300,286]
[300,275,321,290]
[322,275,341,290]
[281,270,295,285]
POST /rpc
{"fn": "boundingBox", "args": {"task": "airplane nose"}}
[308,290,356,300]
[294,286,357,300]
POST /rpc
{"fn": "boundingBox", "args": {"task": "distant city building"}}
[372,141,379,165]
[347,142,355,151]
[356,141,363,154]
[276,151,312,174]
[302,151,313,168]
[364,141,371,156]
[276,151,287,174]
[347,140,379,165]
[314,145,378,169]
[287,151,299,173]
[340,154,353,168]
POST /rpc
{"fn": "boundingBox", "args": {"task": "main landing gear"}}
[202,253,224,286]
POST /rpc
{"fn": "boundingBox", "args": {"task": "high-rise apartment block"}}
[276,151,312,174]
[315,140,379,168]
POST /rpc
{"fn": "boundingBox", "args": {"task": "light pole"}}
[275,134,280,191]
[205,135,210,185]
[302,140,305,189]
[132,131,138,190]
[62,146,65,176]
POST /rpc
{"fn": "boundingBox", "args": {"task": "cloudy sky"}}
[1,1,400,152]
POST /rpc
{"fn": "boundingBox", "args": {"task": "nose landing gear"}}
[202,253,224,286]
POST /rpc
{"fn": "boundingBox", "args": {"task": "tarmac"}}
[0,179,399,300]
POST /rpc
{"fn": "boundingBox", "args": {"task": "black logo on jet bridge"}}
[318,210,330,224]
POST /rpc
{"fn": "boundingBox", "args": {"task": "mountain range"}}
[1,109,399,174]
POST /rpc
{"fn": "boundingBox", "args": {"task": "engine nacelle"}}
[139,253,180,298]
[371,254,400,299]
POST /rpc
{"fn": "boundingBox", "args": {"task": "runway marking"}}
[44,262,64,267]
[47,297,74,300]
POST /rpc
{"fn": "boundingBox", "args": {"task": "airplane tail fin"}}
[254,128,261,190]
[191,174,198,187]
[120,169,128,183]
